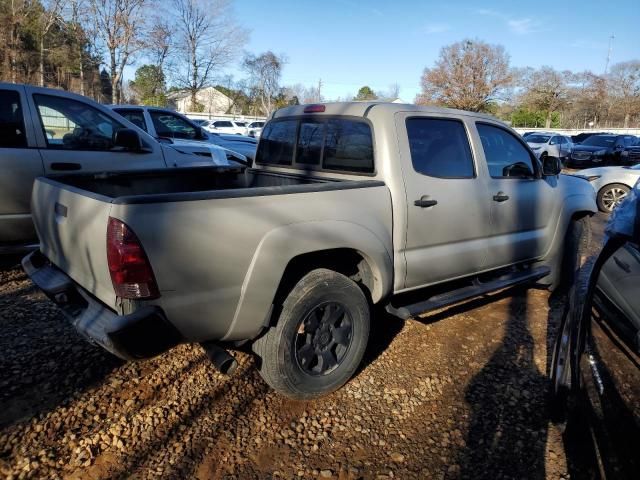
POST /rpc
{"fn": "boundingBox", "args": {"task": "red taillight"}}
[303,104,326,113]
[106,217,159,299]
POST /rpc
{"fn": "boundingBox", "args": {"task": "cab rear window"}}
[257,117,374,174]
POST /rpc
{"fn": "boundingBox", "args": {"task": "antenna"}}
[604,34,615,75]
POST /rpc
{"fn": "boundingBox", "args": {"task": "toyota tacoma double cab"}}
[23,102,597,399]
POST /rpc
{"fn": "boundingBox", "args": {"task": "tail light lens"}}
[107,217,159,299]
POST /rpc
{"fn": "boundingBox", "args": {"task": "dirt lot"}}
[0,216,608,480]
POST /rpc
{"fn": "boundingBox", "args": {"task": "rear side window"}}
[406,118,474,178]
[0,89,27,148]
[296,120,325,165]
[114,109,147,132]
[323,119,374,173]
[258,120,297,165]
[477,123,536,178]
[215,121,233,128]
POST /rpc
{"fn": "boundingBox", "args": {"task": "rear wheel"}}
[597,183,630,213]
[252,269,370,399]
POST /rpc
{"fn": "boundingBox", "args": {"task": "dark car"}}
[566,134,638,168]
[550,199,640,479]
[571,132,611,145]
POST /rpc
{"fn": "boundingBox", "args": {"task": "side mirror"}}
[542,155,562,176]
[114,128,143,152]
[197,127,209,141]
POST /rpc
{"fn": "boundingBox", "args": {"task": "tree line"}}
[417,39,640,129]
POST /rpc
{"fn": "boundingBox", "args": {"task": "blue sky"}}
[230,0,639,101]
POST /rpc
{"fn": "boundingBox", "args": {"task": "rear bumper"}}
[22,251,181,360]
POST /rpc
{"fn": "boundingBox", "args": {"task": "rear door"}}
[474,122,560,268]
[0,85,44,245]
[396,113,492,288]
[27,89,166,174]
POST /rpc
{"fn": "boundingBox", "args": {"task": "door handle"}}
[613,256,631,273]
[50,162,81,171]
[414,196,438,208]
[493,192,509,202]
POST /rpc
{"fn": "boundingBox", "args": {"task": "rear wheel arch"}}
[272,248,377,313]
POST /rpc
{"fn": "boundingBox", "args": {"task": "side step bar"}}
[385,266,550,320]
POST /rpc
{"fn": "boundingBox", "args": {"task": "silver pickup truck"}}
[24,102,597,399]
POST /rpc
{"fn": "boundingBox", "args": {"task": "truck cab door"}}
[0,85,45,246]
[26,89,166,174]
[474,122,559,269]
[396,113,492,289]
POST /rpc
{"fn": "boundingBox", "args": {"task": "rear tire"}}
[597,183,630,213]
[252,269,370,399]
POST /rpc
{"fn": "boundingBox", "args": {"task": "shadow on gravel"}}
[455,289,549,480]
[0,283,122,429]
[356,306,405,374]
[106,364,269,480]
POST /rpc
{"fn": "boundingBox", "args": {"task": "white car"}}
[203,120,247,135]
[245,121,265,138]
[525,133,573,162]
[574,164,640,212]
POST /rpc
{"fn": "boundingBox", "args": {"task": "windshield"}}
[630,164,640,170]
[582,135,616,147]
[235,122,247,127]
[526,135,550,143]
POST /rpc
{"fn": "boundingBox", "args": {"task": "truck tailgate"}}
[31,178,116,307]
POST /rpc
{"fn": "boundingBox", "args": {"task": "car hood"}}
[571,166,627,177]
[572,145,610,153]
[526,142,547,147]
[167,139,247,166]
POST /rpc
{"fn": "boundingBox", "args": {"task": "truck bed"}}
[50,166,333,202]
[31,166,391,343]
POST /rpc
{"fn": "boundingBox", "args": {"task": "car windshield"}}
[581,135,616,147]
[235,122,247,127]
[526,135,550,143]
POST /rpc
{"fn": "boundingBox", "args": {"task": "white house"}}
[168,87,233,115]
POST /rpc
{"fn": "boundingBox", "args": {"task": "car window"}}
[549,136,558,145]
[257,120,297,165]
[323,119,374,173]
[525,135,550,143]
[624,136,636,147]
[296,120,325,165]
[149,111,197,140]
[114,109,148,132]
[235,122,247,127]
[0,89,27,148]
[34,94,123,151]
[406,118,474,178]
[215,121,233,128]
[477,123,536,178]
[582,135,616,147]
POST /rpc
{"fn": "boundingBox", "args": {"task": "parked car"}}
[246,121,265,138]
[0,83,240,255]
[550,192,639,480]
[571,131,611,145]
[573,164,640,212]
[23,102,596,399]
[203,119,247,135]
[190,119,209,126]
[525,133,573,162]
[566,134,638,169]
[109,105,252,162]
[205,132,258,161]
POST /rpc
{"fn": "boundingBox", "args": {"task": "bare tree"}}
[89,0,147,103]
[416,39,512,112]
[243,51,285,115]
[6,0,34,83]
[519,66,571,128]
[146,18,172,72]
[37,0,66,86]
[170,0,246,111]
[608,61,640,128]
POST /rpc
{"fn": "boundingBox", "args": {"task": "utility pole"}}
[604,34,615,75]
[317,78,323,102]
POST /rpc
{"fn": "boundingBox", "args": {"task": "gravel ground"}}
[0,215,608,480]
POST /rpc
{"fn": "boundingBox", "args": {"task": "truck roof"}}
[272,102,501,123]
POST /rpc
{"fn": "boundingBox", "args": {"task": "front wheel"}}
[252,269,370,399]
[597,183,630,213]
